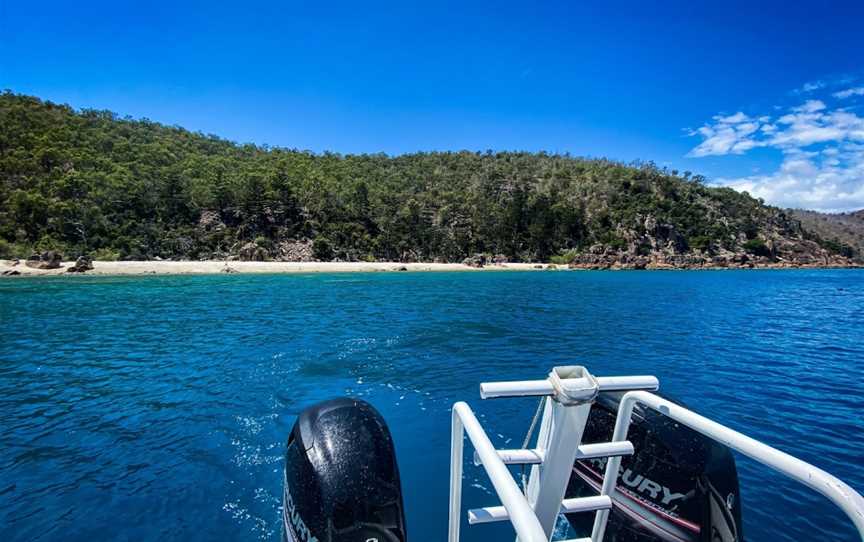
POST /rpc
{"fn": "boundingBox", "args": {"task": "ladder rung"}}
[474,442,631,467]
[575,441,634,459]
[473,448,545,466]
[467,506,509,524]
[560,495,612,513]
[467,495,611,525]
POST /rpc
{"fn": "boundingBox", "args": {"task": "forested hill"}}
[0,92,857,267]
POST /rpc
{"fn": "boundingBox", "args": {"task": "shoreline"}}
[0,259,860,277]
[0,260,552,277]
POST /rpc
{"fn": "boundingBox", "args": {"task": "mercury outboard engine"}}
[283,398,407,542]
[565,392,744,542]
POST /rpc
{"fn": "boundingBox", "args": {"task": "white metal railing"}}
[449,366,658,542]
[448,366,864,542]
[478,375,659,399]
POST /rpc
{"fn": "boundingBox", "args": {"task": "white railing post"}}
[525,398,593,539]
[590,392,638,542]
[522,367,600,540]
[449,407,464,542]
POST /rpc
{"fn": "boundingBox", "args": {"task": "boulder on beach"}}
[25,251,63,269]
[66,255,94,273]
[43,251,63,268]
[462,253,487,268]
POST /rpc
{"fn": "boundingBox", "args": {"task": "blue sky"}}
[2,0,863,210]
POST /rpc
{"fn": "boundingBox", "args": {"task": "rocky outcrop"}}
[462,253,487,268]
[228,238,315,262]
[66,255,94,273]
[25,251,63,269]
[198,210,226,232]
[568,251,650,270]
[276,239,314,262]
[564,212,858,270]
[567,247,855,270]
[789,208,864,261]
[237,242,268,261]
[769,237,842,267]
[492,254,508,265]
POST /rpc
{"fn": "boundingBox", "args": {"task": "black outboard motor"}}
[283,398,407,542]
[565,393,744,542]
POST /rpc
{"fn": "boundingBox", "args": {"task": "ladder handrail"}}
[450,368,658,542]
[591,390,864,541]
[450,401,549,542]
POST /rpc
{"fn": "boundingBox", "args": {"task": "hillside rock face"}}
[198,210,226,232]
[276,240,314,262]
[567,213,856,269]
[788,209,864,262]
[236,242,268,261]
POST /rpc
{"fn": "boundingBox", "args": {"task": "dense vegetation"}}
[0,92,836,262]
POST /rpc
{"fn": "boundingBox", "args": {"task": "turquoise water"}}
[1,270,862,541]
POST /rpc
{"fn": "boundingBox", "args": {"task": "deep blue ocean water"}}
[1,270,862,541]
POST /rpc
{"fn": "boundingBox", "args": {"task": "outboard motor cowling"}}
[565,392,744,542]
[283,398,407,542]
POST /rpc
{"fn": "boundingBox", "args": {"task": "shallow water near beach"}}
[1,270,862,541]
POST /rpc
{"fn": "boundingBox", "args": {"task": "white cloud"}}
[770,107,850,148]
[798,80,825,93]
[718,144,864,212]
[833,87,864,99]
[791,99,826,113]
[715,112,750,123]
[687,112,768,157]
[687,88,864,211]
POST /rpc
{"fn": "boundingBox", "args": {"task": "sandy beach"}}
[0,260,554,277]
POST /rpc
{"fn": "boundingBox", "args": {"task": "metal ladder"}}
[447,366,864,542]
